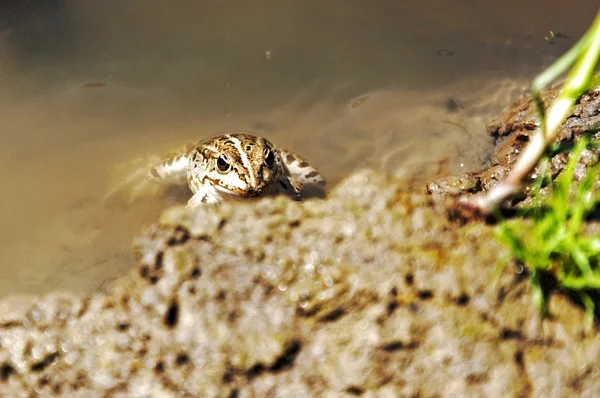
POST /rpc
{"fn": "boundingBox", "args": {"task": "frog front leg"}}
[278,148,326,199]
[147,152,190,185]
[186,184,221,207]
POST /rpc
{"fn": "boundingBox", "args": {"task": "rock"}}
[0,169,599,396]
[427,83,600,201]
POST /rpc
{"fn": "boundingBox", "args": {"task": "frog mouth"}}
[245,188,266,197]
[214,184,264,200]
[246,180,281,197]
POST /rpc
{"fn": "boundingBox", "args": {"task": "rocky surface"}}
[426,83,600,202]
[0,169,599,396]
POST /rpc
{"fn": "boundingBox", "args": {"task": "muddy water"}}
[0,0,597,296]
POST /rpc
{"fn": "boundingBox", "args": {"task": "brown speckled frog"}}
[145,132,326,207]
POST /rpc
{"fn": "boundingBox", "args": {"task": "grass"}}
[489,9,600,329]
[496,139,600,328]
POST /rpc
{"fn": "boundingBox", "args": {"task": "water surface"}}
[0,0,597,295]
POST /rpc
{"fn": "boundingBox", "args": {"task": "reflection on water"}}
[0,0,597,296]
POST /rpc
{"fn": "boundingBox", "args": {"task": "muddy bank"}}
[0,169,598,396]
[427,83,600,203]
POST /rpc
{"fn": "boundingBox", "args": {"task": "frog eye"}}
[216,155,231,173]
[264,148,275,168]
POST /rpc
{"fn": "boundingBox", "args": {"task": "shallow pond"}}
[0,0,597,296]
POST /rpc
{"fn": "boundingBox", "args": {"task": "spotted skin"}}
[279,149,326,189]
[147,132,326,207]
[147,142,196,184]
